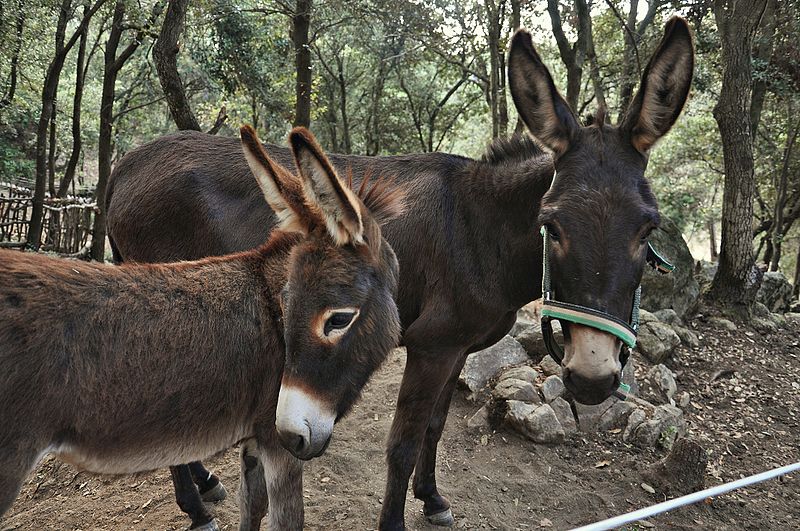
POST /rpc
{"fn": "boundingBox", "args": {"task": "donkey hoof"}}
[190,519,221,531]
[200,481,228,503]
[425,508,454,527]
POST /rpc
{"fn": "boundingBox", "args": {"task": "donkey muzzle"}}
[275,385,336,460]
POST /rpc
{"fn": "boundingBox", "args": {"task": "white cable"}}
[571,461,800,531]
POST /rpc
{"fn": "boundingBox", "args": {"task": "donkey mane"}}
[480,134,544,165]
[347,169,406,225]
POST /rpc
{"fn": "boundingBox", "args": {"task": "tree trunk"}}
[59,13,89,198]
[749,0,776,140]
[292,0,312,128]
[616,0,663,122]
[335,54,350,154]
[547,0,590,112]
[768,115,799,272]
[708,0,769,312]
[486,0,501,138]
[793,243,800,299]
[91,0,146,261]
[0,0,24,109]
[153,0,201,131]
[48,101,58,196]
[511,0,525,134]
[708,218,718,261]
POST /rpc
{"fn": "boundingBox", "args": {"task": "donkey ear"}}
[620,16,694,154]
[289,127,364,246]
[508,29,579,156]
[240,125,309,235]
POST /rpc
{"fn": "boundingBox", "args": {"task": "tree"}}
[153,0,201,131]
[708,0,769,311]
[292,0,312,127]
[29,0,108,250]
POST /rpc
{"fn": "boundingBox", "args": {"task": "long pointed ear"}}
[508,29,579,156]
[620,16,694,154]
[289,127,364,246]
[240,125,309,234]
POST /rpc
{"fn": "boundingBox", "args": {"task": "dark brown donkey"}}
[0,126,402,530]
[106,17,694,530]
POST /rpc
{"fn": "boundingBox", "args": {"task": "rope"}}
[570,461,800,531]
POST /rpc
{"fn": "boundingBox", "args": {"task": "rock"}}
[752,317,778,334]
[510,309,536,336]
[516,320,562,362]
[538,356,563,378]
[623,408,648,442]
[596,401,637,432]
[640,216,700,318]
[638,309,659,324]
[708,317,736,331]
[786,312,800,325]
[574,397,613,432]
[627,404,686,449]
[541,375,565,403]
[641,365,678,405]
[653,309,683,327]
[467,403,491,429]
[769,312,787,328]
[637,321,681,364]
[550,397,577,434]
[498,365,540,385]
[677,391,691,408]
[673,325,700,348]
[460,335,529,396]
[757,271,794,313]
[493,378,540,403]
[505,402,565,444]
[753,302,771,318]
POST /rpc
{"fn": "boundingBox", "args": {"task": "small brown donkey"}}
[107,17,694,531]
[0,126,402,529]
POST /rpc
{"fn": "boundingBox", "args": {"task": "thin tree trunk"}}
[48,101,58,196]
[511,0,525,134]
[292,0,312,127]
[91,0,147,261]
[708,0,769,311]
[0,0,24,109]
[615,0,663,122]
[59,12,89,197]
[749,0,776,140]
[486,0,501,138]
[547,0,590,112]
[334,54,350,154]
[768,114,799,271]
[708,219,718,261]
[153,0,200,131]
[793,243,800,299]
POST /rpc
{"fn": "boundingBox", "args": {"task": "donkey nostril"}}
[278,430,308,455]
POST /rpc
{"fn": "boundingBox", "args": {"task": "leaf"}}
[594,460,611,468]
[539,518,553,528]
[641,483,656,494]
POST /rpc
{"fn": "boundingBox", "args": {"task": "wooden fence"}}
[0,182,97,254]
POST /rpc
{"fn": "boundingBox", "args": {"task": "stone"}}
[623,408,647,442]
[638,309,659,324]
[757,271,794,313]
[467,403,491,429]
[498,365,540,385]
[677,392,691,408]
[637,321,681,364]
[516,320,562,362]
[673,325,700,348]
[460,335,529,396]
[786,312,800,325]
[596,401,637,432]
[627,404,686,449]
[550,397,577,434]
[538,356,563,378]
[653,309,683,327]
[708,317,737,331]
[574,397,613,432]
[642,365,678,405]
[505,402,565,444]
[510,310,536,337]
[753,302,771,318]
[640,216,700,318]
[493,378,540,403]
[769,312,787,328]
[541,375,565,403]
[752,317,778,334]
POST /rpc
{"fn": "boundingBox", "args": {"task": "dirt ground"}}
[3,308,799,531]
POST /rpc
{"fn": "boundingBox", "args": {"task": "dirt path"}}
[3,316,799,530]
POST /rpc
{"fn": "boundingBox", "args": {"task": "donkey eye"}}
[324,311,356,335]
[544,224,561,242]
[640,227,655,244]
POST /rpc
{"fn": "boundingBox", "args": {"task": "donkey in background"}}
[106,17,694,530]
[0,126,403,530]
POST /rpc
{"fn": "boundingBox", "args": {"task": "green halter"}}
[539,173,674,368]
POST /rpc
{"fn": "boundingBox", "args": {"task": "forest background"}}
[0,0,798,310]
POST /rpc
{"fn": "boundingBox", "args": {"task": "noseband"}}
[539,173,674,370]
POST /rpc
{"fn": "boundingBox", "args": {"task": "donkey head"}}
[509,17,693,404]
[241,126,403,459]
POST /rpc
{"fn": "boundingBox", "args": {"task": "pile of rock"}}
[459,330,687,450]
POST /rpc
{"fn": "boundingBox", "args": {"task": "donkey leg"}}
[379,349,461,531]
[0,446,40,518]
[261,443,303,531]
[189,461,228,503]
[412,355,467,527]
[170,465,219,531]
[238,440,268,531]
